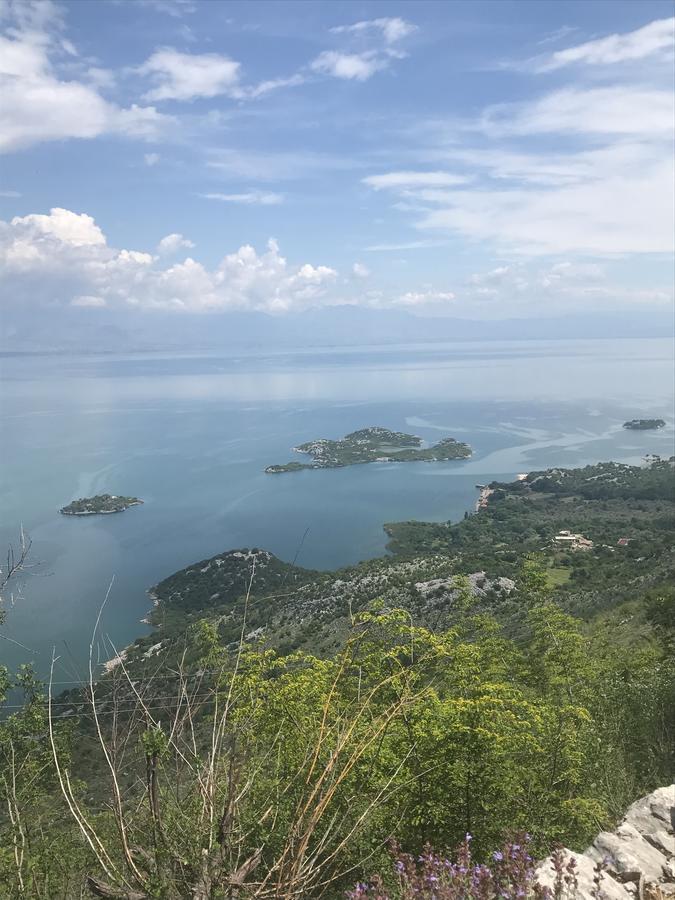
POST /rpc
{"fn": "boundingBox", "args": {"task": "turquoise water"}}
[1,338,673,683]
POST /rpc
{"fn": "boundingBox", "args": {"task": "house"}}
[617,537,631,546]
[553,530,594,551]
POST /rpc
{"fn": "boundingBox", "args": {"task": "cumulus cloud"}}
[313,15,415,81]
[535,16,674,71]
[352,262,370,278]
[0,26,170,152]
[310,50,386,81]
[157,232,195,255]
[137,48,241,101]
[0,207,338,313]
[199,191,284,205]
[144,152,160,166]
[10,207,106,247]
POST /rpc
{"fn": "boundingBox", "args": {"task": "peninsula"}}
[265,426,472,473]
[60,494,143,515]
[623,418,666,430]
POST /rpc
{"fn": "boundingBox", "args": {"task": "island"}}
[60,494,143,516]
[623,419,666,430]
[265,426,472,473]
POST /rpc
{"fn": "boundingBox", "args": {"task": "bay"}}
[1,337,673,684]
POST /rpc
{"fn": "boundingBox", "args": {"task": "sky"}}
[0,0,674,331]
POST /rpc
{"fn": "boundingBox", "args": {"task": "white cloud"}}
[157,232,194,255]
[0,208,338,313]
[0,31,170,152]
[138,48,241,101]
[310,50,386,81]
[352,262,370,278]
[0,0,65,33]
[463,259,673,311]
[395,289,455,307]
[416,155,674,255]
[86,66,116,90]
[385,82,674,258]
[536,16,674,71]
[244,73,305,99]
[481,86,674,137]
[314,15,415,82]
[330,17,417,44]
[199,191,284,205]
[0,190,21,197]
[144,152,160,166]
[363,171,469,190]
[71,294,106,307]
[11,207,106,247]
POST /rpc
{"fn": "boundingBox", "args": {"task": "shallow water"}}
[1,338,673,683]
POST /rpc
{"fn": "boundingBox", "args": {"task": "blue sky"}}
[0,0,673,322]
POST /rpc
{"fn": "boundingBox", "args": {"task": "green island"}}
[265,425,472,472]
[59,493,143,515]
[623,418,666,430]
[4,457,674,897]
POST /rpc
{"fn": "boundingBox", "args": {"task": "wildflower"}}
[493,851,504,862]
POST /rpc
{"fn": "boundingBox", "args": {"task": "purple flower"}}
[493,851,504,862]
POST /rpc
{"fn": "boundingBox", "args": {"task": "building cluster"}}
[553,530,594,551]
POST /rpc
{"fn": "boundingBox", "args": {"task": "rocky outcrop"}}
[537,786,674,899]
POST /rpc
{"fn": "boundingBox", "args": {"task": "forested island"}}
[60,493,143,515]
[623,418,666,430]
[265,425,472,472]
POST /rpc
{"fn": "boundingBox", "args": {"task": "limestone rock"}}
[536,850,632,900]
[538,786,674,900]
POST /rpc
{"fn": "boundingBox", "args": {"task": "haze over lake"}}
[1,337,673,683]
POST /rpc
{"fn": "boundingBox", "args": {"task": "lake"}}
[1,337,673,685]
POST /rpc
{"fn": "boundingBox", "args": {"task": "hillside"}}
[2,458,673,898]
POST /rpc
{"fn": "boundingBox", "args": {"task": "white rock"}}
[536,850,631,900]
[538,786,674,900]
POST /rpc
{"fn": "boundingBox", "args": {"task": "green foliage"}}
[0,668,85,898]
[1,460,673,896]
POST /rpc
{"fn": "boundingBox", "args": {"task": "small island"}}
[265,426,472,473]
[60,494,143,516]
[623,419,666,431]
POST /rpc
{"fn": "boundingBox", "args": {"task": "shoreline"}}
[475,484,494,511]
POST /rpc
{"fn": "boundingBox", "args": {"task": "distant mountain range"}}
[1,305,671,353]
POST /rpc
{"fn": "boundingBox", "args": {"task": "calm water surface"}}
[1,338,673,683]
